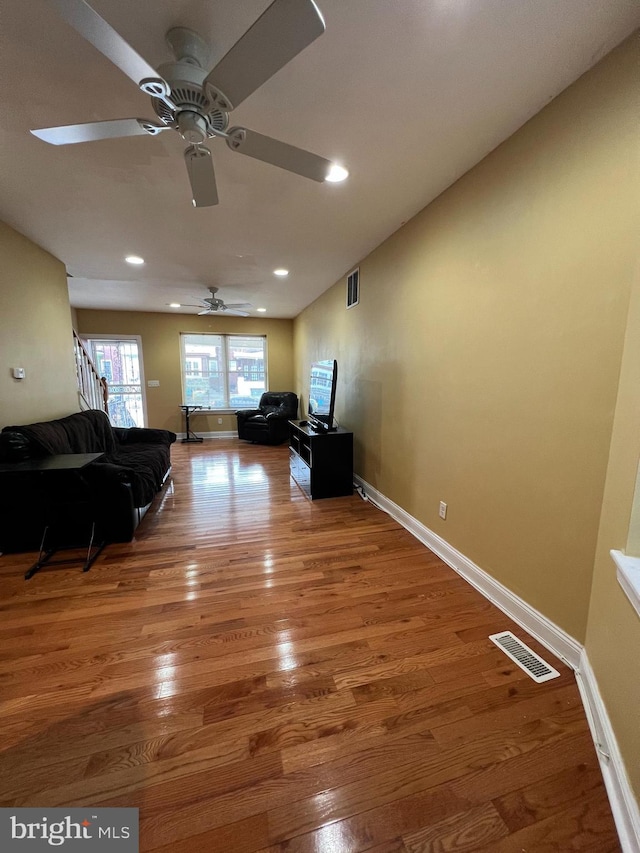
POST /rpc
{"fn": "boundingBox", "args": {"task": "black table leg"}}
[24,522,106,579]
[83,522,106,572]
[24,526,54,580]
[181,406,204,443]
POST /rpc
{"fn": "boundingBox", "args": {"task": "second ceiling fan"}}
[32,0,347,206]
[183,287,252,317]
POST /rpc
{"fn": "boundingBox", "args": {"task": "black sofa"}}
[236,391,298,445]
[0,409,176,552]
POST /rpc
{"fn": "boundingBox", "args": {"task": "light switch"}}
[147,380,160,387]
[12,367,25,379]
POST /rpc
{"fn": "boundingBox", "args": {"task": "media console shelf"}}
[289,420,353,500]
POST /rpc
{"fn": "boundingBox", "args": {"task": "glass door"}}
[84,337,147,427]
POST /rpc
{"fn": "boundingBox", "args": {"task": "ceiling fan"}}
[183,287,253,316]
[31,0,346,207]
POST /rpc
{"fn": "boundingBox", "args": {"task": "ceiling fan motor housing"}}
[153,58,229,139]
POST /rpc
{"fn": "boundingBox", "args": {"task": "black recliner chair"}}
[236,391,298,445]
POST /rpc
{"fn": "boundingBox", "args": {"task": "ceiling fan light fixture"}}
[274,268,289,277]
[325,163,348,183]
[125,255,145,265]
[177,111,208,144]
[257,307,267,313]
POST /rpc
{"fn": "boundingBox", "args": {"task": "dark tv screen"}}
[308,359,337,430]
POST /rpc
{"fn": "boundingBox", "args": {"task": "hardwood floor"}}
[0,440,620,852]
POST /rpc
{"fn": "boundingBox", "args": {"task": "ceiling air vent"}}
[346,268,359,309]
[489,631,560,683]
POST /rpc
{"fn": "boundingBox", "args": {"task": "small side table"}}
[180,405,204,443]
[0,452,106,579]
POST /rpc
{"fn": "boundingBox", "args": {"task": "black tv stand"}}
[289,420,353,500]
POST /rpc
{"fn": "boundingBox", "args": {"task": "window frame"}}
[179,332,268,412]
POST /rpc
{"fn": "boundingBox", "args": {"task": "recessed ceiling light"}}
[125,255,145,265]
[169,303,181,308]
[257,307,267,313]
[325,164,349,183]
[273,268,289,277]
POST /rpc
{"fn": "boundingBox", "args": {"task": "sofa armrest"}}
[85,460,134,486]
[114,427,176,446]
[0,430,33,462]
[236,409,262,425]
[83,462,139,543]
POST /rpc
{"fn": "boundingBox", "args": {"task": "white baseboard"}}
[354,474,639,853]
[354,475,582,669]
[177,431,237,440]
[575,652,640,853]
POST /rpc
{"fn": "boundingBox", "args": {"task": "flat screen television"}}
[307,359,338,432]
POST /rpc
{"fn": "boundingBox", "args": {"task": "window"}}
[180,333,267,409]
[83,336,146,428]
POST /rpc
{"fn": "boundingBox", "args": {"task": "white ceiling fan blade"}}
[184,145,219,207]
[226,303,253,310]
[203,0,325,111]
[31,118,168,145]
[51,0,163,86]
[197,306,250,317]
[226,127,331,182]
[222,308,250,317]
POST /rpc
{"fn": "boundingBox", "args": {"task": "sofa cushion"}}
[76,410,117,453]
[114,427,175,446]
[106,443,172,506]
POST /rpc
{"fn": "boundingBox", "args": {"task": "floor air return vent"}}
[489,631,560,683]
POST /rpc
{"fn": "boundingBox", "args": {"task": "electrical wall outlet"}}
[438,501,448,520]
[217,418,223,424]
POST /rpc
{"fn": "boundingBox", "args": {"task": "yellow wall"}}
[294,35,639,645]
[75,310,294,434]
[586,267,640,797]
[0,221,78,427]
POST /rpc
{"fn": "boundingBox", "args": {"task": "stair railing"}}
[73,331,109,414]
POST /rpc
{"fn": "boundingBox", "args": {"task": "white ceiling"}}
[1,1,638,318]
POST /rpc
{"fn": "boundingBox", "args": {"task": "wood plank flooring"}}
[0,440,620,852]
